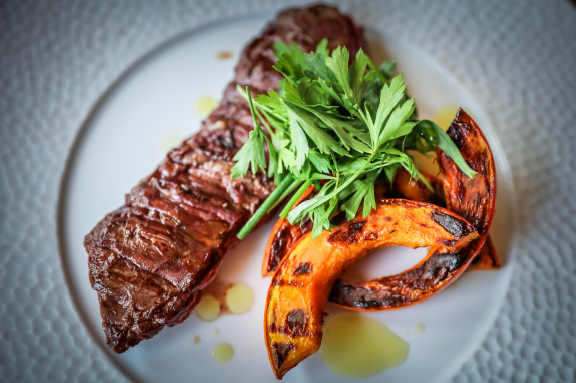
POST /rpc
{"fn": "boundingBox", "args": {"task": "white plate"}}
[59,12,517,383]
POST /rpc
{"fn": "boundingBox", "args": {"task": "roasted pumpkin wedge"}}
[263,166,498,278]
[329,108,497,310]
[265,199,478,379]
[262,168,445,277]
[437,109,496,237]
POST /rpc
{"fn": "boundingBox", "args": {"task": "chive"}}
[266,178,302,214]
[366,56,388,85]
[237,174,294,240]
[279,180,313,219]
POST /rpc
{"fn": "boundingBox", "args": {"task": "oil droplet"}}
[225,282,254,314]
[433,105,460,131]
[211,328,219,336]
[217,51,233,60]
[160,133,183,152]
[196,293,221,321]
[414,323,426,334]
[195,95,218,117]
[193,335,201,344]
[212,342,234,363]
[320,313,409,379]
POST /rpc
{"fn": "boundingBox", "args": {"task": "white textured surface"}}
[0,1,575,382]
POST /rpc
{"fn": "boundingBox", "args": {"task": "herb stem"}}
[266,178,302,214]
[246,86,263,134]
[237,174,294,240]
[366,56,388,85]
[333,152,376,196]
[407,163,434,192]
[255,107,273,136]
[288,153,376,223]
[279,180,313,218]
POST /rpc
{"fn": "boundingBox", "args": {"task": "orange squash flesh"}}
[265,199,478,379]
[393,167,445,206]
[329,108,497,310]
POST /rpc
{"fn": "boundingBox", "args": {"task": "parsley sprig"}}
[233,39,476,239]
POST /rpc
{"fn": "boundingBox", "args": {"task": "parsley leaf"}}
[230,128,265,179]
[341,170,379,220]
[308,150,332,173]
[285,102,348,157]
[324,46,353,104]
[349,49,374,106]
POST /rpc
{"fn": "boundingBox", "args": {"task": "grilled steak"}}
[84,4,368,354]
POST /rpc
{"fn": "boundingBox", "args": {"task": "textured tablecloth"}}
[1,0,575,382]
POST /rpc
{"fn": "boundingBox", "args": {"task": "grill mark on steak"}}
[84,4,368,354]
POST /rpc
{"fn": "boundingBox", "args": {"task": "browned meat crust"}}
[84,4,368,354]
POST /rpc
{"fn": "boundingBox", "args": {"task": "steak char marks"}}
[84,5,367,354]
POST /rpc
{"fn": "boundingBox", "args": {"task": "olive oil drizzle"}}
[319,313,409,378]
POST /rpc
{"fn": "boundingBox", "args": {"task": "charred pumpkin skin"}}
[262,186,315,277]
[468,233,500,270]
[439,110,496,233]
[329,109,497,310]
[265,199,478,379]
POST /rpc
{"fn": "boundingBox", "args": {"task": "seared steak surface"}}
[84,4,367,353]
